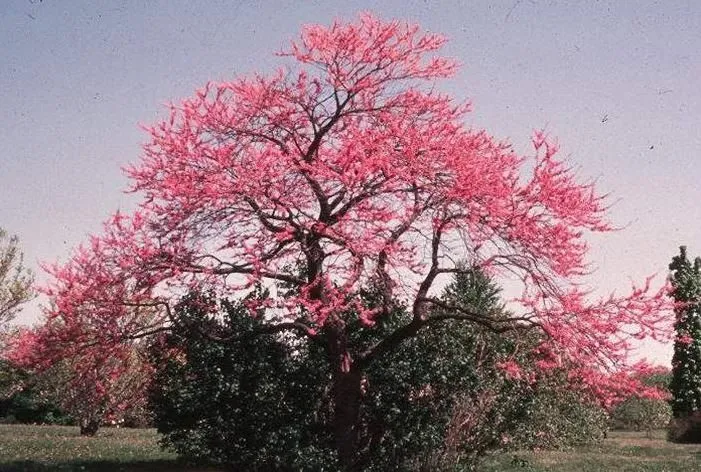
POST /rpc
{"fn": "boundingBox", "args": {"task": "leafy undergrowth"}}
[482,430,701,472]
[0,424,219,471]
[0,426,699,471]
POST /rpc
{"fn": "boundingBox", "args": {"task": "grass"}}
[0,424,218,471]
[0,425,699,471]
[482,430,701,472]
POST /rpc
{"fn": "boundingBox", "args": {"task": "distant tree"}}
[0,229,37,422]
[668,246,701,443]
[641,367,672,391]
[610,367,672,435]
[41,346,152,435]
[0,228,34,332]
[6,329,152,435]
[611,396,671,435]
[669,246,701,418]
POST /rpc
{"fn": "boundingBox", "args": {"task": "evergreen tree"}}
[442,264,505,315]
[669,246,701,418]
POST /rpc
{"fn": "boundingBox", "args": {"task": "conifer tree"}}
[669,246,701,417]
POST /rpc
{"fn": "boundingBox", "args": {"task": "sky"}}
[1,0,700,364]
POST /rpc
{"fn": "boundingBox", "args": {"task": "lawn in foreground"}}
[483,430,701,472]
[0,425,700,471]
[0,424,216,471]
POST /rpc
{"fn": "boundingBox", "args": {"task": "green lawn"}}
[0,424,215,471]
[483,431,701,472]
[0,425,699,471]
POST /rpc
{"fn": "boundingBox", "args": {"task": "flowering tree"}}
[28,14,670,466]
[5,328,152,435]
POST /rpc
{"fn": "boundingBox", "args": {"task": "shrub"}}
[426,379,531,471]
[611,397,672,432]
[149,293,336,471]
[0,360,71,425]
[513,385,608,449]
[0,386,72,425]
[668,411,701,443]
[358,318,534,471]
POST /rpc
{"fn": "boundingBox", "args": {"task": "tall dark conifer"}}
[669,246,701,418]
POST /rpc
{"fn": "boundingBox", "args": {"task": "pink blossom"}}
[497,360,523,380]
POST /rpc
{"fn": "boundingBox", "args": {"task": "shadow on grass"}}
[0,459,222,472]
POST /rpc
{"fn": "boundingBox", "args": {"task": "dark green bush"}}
[150,271,610,471]
[0,360,72,425]
[149,293,336,471]
[358,319,533,471]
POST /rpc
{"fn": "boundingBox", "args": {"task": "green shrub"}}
[0,360,72,425]
[611,397,672,432]
[151,273,611,471]
[358,319,534,471]
[0,386,73,425]
[513,386,608,449]
[149,293,336,471]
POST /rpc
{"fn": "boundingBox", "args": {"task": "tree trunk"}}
[332,366,363,470]
[79,418,100,436]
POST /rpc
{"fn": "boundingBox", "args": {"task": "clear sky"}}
[2,0,700,364]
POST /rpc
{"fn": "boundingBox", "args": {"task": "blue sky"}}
[1,0,700,364]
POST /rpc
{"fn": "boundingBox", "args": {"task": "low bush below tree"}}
[611,397,672,434]
[150,270,610,471]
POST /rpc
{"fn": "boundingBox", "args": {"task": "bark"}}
[325,319,364,470]
[79,417,100,436]
[332,365,363,470]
